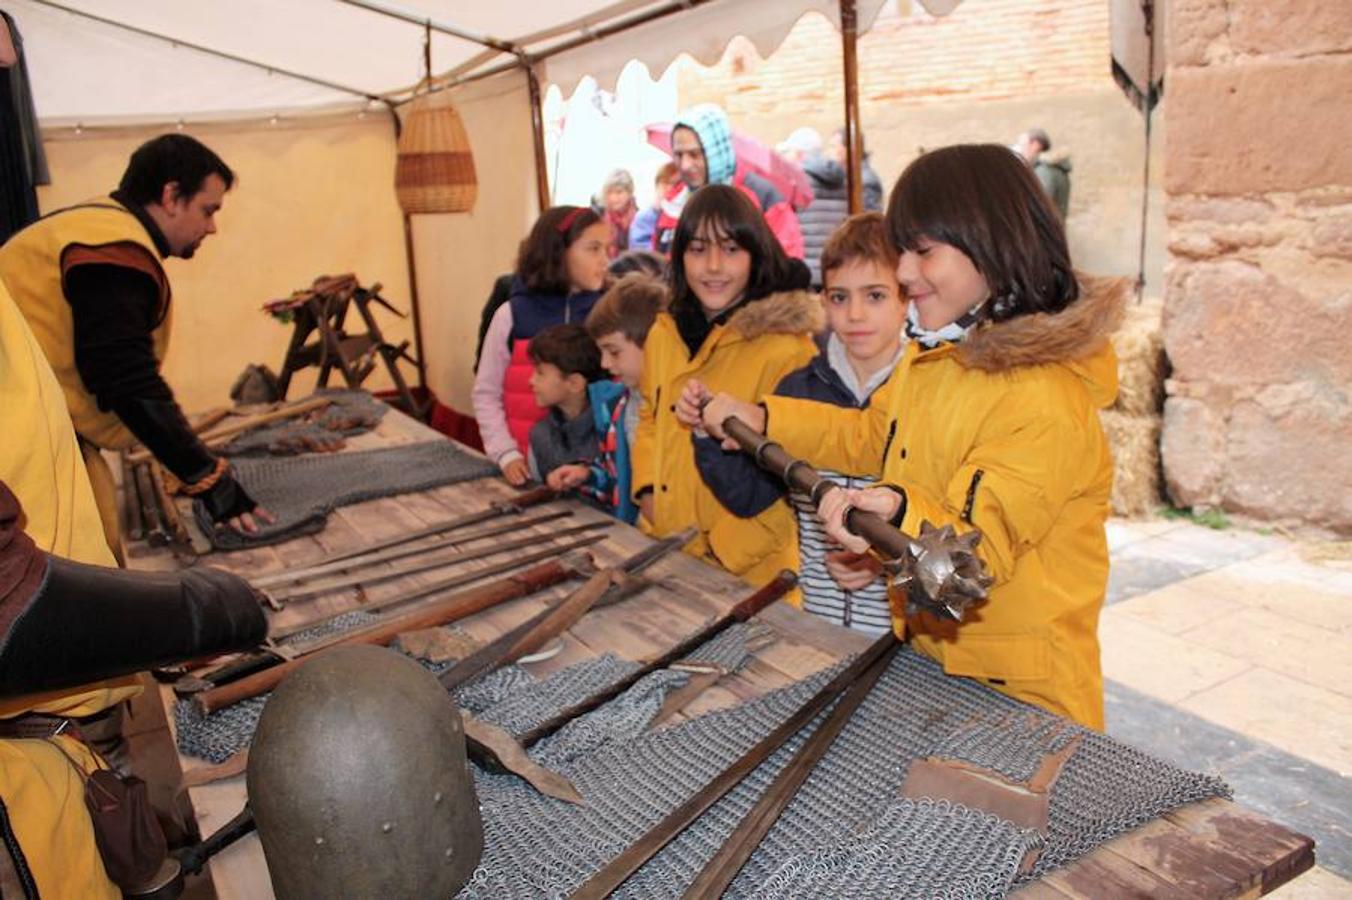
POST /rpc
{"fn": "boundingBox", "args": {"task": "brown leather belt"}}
[0,713,79,740]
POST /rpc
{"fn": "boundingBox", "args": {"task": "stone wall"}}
[1161,0,1352,534]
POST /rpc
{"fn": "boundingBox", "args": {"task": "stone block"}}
[1160,395,1224,506]
[1230,0,1352,58]
[1168,0,1230,67]
[1166,195,1274,226]
[1162,260,1352,387]
[1223,394,1352,533]
[1166,59,1352,195]
[1310,215,1352,261]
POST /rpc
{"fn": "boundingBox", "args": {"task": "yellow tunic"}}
[0,198,173,451]
[0,281,138,899]
[0,197,174,555]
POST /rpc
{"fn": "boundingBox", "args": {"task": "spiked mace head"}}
[886,521,994,622]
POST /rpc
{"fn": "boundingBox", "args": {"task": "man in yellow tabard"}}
[0,278,265,897]
[0,134,269,561]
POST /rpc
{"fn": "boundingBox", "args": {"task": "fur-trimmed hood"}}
[958,274,1127,373]
[727,289,824,341]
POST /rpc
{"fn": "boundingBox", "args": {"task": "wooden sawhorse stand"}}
[269,273,427,417]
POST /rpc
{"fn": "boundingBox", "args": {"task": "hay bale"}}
[1111,294,1166,417]
[1103,409,1162,517]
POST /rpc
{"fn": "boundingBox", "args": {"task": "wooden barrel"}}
[395,92,477,214]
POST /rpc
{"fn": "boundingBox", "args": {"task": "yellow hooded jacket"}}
[0,283,136,899]
[633,289,822,589]
[763,278,1126,728]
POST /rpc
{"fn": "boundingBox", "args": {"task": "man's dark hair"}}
[1025,127,1052,153]
[118,134,235,206]
[669,184,797,314]
[887,143,1077,323]
[515,205,604,295]
[527,324,606,382]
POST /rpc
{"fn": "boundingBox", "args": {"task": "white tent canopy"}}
[11,0,893,126]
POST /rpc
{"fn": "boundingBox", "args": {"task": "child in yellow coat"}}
[702,145,1124,728]
[633,184,820,587]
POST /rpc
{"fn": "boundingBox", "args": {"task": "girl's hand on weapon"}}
[819,487,901,554]
[675,379,712,428]
[228,504,275,535]
[639,493,655,526]
[546,464,589,492]
[700,393,764,448]
[824,550,884,591]
[501,457,530,487]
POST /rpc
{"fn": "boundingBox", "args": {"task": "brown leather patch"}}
[900,734,1082,874]
[61,242,170,323]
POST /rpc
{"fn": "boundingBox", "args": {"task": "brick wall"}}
[677,0,1165,289]
[1160,0,1352,533]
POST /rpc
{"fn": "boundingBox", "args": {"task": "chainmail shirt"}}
[195,439,498,550]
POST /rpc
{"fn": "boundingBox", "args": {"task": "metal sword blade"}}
[266,519,609,606]
[271,532,606,648]
[249,509,573,589]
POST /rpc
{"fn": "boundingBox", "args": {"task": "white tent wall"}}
[407,71,539,412]
[36,116,414,413]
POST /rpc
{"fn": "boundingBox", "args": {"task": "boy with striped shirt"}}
[693,213,906,633]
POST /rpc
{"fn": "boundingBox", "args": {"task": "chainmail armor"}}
[221,389,389,456]
[456,647,1229,898]
[195,439,498,550]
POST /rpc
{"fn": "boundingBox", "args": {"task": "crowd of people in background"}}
[472,100,1114,733]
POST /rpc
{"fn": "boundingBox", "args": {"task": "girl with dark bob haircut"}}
[699,143,1127,729]
[634,183,820,590]
[472,205,611,486]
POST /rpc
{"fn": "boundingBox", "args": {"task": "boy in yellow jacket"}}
[701,145,1123,729]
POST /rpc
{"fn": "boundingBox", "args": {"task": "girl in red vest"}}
[472,206,610,484]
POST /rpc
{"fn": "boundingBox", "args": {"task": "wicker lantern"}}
[395,91,477,214]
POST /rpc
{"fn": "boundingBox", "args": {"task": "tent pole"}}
[840,0,864,215]
[386,108,429,402]
[401,214,430,397]
[525,63,552,212]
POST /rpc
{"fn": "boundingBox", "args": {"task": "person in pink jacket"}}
[471,206,610,485]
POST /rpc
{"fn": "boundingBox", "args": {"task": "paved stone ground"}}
[1100,517,1352,897]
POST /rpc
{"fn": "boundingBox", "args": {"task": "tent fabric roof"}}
[11,0,891,126]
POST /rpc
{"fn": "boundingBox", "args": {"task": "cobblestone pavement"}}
[1101,517,1352,896]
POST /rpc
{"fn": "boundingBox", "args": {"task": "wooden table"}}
[124,409,1314,899]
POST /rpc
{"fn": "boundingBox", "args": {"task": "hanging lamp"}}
[395,88,478,214]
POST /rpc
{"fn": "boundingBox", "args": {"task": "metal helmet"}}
[247,645,483,899]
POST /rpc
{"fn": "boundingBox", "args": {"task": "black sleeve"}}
[64,263,214,481]
[65,264,259,521]
[692,434,785,519]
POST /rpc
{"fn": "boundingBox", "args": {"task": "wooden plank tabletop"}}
[122,406,1314,899]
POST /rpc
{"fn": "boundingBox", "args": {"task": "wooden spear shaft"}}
[519,570,799,747]
[126,396,333,464]
[193,555,587,715]
[720,415,914,563]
